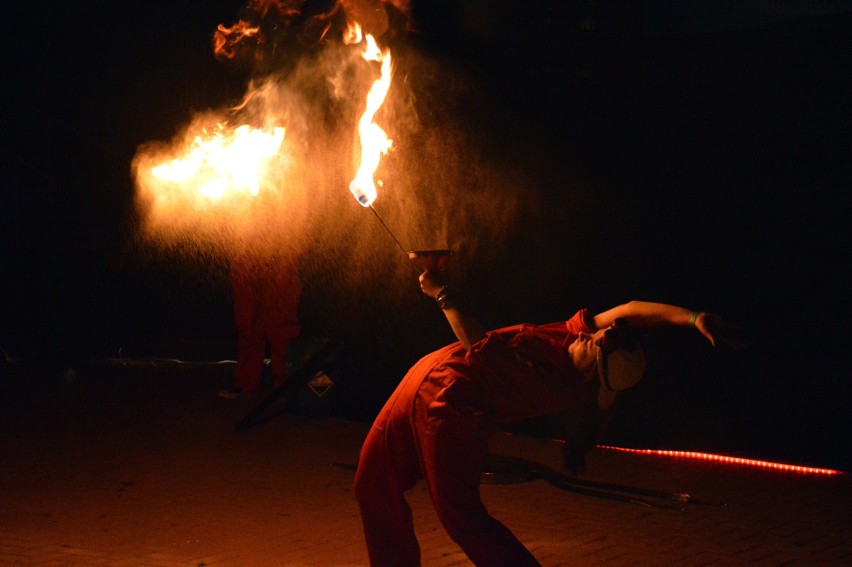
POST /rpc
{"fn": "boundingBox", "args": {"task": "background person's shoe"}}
[217,386,245,400]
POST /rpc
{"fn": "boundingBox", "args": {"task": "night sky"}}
[2,2,850,469]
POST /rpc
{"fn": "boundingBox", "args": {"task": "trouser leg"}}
[355,421,421,566]
[263,265,301,387]
[420,402,540,567]
[232,275,264,393]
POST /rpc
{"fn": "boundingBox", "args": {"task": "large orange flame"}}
[143,122,286,204]
[133,111,303,260]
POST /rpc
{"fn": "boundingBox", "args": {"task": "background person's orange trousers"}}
[231,259,301,394]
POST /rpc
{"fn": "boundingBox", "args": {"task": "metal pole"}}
[369,204,408,255]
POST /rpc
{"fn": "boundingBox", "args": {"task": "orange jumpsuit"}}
[354,310,594,566]
[230,255,301,394]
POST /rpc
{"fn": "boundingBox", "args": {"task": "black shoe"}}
[217,386,245,400]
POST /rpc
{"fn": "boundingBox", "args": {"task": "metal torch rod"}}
[369,205,408,255]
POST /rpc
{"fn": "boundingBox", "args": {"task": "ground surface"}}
[1,361,850,566]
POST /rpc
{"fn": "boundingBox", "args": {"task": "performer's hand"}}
[695,312,746,350]
[419,270,447,299]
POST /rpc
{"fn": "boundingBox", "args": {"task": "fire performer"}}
[354,269,741,566]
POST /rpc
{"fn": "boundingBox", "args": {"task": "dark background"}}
[2,2,850,470]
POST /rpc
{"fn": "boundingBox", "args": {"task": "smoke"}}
[132,0,539,318]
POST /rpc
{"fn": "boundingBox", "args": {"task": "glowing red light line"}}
[596,445,844,476]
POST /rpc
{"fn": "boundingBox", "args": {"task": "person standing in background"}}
[218,248,301,399]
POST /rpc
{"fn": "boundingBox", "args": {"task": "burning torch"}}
[349,31,451,272]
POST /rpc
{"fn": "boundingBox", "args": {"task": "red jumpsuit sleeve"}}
[565,308,595,336]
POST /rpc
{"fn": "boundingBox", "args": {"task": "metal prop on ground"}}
[480,454,724,509]
[331,455,721,509]
[235,338,339,432]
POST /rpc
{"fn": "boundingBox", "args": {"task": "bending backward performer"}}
[354,269,740,566]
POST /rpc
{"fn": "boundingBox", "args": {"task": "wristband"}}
[689,311,700,327]
[435,287,454,310]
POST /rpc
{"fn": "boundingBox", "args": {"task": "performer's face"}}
[568,330,602,372]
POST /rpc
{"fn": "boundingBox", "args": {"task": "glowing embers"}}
[150,123,286,202]
[597,445,844,476]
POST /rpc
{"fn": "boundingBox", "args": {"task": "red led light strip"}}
[596,445,844,476]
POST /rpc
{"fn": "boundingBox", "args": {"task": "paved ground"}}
[1,359,849,566]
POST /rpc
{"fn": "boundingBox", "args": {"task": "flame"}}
[213,21,263,60]
[133,113,303,260]
[344,21,363,45]
[349,33,393,207]
[148,123,286,202]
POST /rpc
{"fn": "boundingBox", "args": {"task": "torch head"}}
[407,249,453,272]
